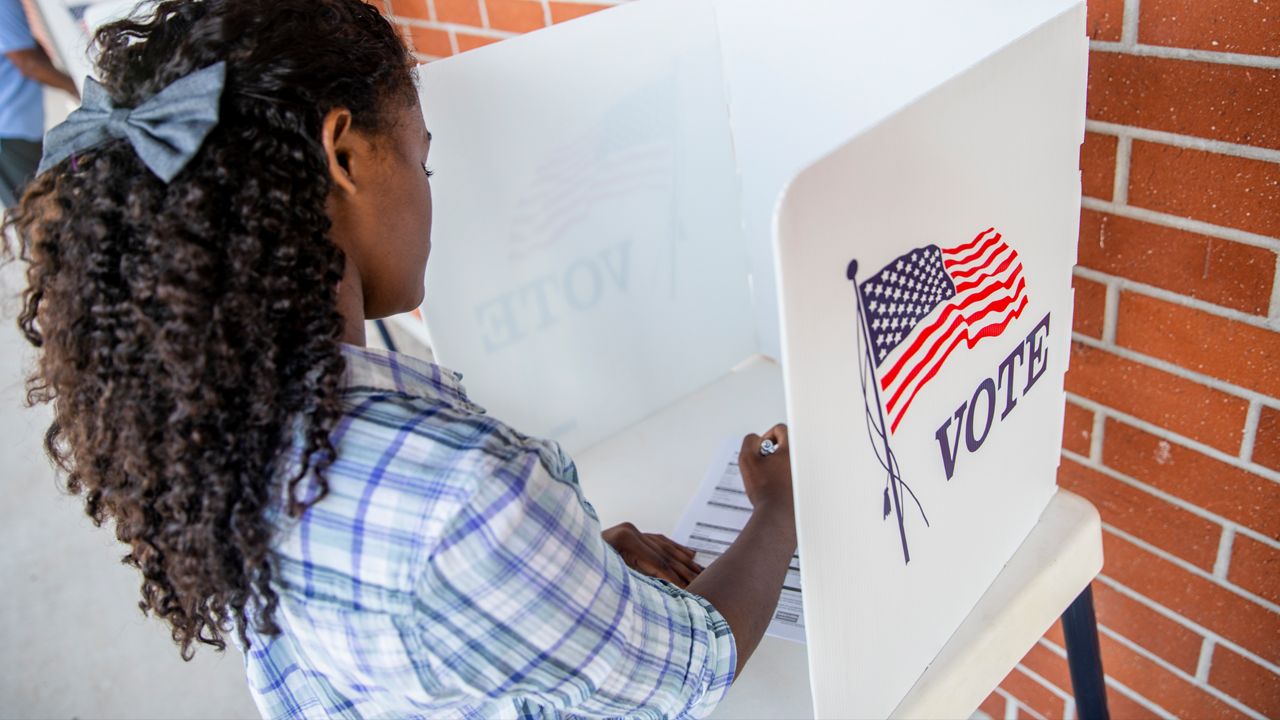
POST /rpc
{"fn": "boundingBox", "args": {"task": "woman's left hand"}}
[602,522,704,588]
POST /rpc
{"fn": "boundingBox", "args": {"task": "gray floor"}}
[0,254,261,718]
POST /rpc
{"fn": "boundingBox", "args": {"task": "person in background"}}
[1,0,77,209]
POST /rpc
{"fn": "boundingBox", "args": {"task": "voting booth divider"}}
[416,0,1104,717]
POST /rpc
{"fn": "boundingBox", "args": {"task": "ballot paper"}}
[673,437,806,644]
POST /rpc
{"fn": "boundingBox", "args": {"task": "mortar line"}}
[994,689,1020,720]
[1089,40,1280,69]
[1101,283,1120,344]
[1085,120,1280,164]
[1089,406,1105,463]
[1039,642,1177,720]
[1119,0,1140,46]
[1195,637,1215,683]
[1080,197,1280,253]
[1101,523,1280,614]
[1062,446,1280,546]
[1110,135,1132,203]
[1099,625,1267,720]
[1270,253,1280,321]
[1240,401,1263,463]
[1105,676,1177,719]
[1071,266,1279,332]
[395,18,518,39]
[1015,663,1073,701]
[1060,395,1280,485]
[1212,526,1237,579]
[1094,575,1280,677]
[1070,331,1275,408]
[1053,576,1276,710]
[1012,697,1048,720]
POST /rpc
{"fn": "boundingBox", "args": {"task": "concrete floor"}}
[0,254,262,718]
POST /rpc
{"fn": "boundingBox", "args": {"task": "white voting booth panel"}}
[773,10,1087,715]
[417,0,1089,717]
[716,0,1095,363]
[420,0,756,454]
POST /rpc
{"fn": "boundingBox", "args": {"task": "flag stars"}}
[858,244,960,367]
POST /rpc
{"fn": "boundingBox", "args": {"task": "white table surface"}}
[575,355,811,719]
[572,356,1102,719]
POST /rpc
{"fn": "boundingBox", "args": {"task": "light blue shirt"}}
[242,343,737,719]
[0,0,43,140]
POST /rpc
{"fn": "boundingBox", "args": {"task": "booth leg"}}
[374,319,398,353]
[1062,584,1109,720]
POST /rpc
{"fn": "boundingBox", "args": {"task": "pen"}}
[760,439,778,456]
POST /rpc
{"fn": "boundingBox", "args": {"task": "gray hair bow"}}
[37,61,227,183]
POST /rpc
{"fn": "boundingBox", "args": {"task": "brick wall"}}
[996,2,1279,718]
[374,0,1280,717]
[375,0,613,58]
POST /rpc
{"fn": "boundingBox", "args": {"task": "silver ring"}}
[760,439,778,456]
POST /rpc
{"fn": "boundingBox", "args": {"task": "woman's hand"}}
[684,423,797,682]
[738,423,794,514]
[602,522,704,588]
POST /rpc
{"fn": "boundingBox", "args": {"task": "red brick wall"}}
[998,2,1278,717]
[375,0,613,58]
[375,1,1280,717]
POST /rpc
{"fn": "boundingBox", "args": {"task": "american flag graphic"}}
[860,227,1029,433]
[845,227,1028,564]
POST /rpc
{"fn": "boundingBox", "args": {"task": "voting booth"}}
[46,0,1102,715]
[417,0,1101,717]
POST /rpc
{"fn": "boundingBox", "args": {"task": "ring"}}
[760,439,778,456]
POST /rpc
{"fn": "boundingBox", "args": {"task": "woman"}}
[3,0,797,717]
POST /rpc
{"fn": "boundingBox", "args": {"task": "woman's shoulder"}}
[264,344,578,607]
[333,341,565,478]
[337,387,564,478]
[265,385,571,609]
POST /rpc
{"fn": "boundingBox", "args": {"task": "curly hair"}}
[2,0,416,659]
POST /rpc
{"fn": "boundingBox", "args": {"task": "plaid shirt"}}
[242,343,736,719]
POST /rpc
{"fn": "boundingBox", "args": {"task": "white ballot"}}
[673,438,806,645]
[416,0,1088,716]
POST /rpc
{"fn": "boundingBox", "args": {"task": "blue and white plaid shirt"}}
[242,343,736,719]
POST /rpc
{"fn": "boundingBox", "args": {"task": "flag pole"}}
[848,260,911,564]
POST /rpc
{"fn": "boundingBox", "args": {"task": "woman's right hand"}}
[738,423,793,512]
[691,424,797,680]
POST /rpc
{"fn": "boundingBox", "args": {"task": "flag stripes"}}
[878,228,1029,433]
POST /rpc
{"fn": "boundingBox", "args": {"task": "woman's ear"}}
[321,107,358,196]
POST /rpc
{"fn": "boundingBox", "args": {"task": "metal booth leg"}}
[374,319,398,353]
[1061,584,1110,720]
